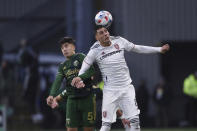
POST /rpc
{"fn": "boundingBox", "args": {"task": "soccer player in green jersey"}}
[46,37,95,131]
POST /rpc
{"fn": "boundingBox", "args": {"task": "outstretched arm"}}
[121,37,170,54]
[131,44,170,54]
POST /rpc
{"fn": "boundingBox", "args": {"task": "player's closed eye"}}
[99,31,104,35]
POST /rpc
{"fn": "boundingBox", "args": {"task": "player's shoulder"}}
[75,53,86,57]
[74,53,86,60]
[90,41,100,50]
[90,41,101,50]
[110,36,121,40]
[59,61,66,68]
[110,36,127,43]
[111,36,127,41]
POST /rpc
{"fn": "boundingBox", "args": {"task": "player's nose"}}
[104,32,108,36]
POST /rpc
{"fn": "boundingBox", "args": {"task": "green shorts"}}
[66,94,96,128]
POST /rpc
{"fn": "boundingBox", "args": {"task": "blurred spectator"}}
[38,65,65,128]
[17,38,39,114]
[0,60,15,99]
[183,71,197,127]
[0,60,15,118]
[153,77,172,127]
[136,79,149,127]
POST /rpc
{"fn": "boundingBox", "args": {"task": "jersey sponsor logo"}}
[114,43,120,50]
[73,60,79,67]
[100,50,122,60]
[103,111,107,118]
[65,69,79,77]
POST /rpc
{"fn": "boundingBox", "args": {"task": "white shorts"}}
[102,84,140,123]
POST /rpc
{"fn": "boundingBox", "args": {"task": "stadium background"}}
[0,0,197,131]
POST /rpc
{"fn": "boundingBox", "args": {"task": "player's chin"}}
[105,41,110,45]
[64,53,72,58]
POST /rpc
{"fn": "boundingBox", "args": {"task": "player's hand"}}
[161,44,170,54]
[46,96,54,106]
[71,77,82,86]
[121,118,131,128]
[75,81,85,88]
[51,98,59,109]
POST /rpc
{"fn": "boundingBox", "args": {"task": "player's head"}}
[95,26,111,46]
[59,37,76,58]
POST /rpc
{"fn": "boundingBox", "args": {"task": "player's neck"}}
[66,52,75,59]
[100,41,111,47]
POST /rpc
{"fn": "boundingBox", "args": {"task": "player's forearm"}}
[132,45,161,53]
[78,60,91,75]
[49,76,63,96]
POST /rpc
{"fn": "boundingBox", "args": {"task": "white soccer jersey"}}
[84,36,135,90]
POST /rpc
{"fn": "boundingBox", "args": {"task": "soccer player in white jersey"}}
[72,26,170,131]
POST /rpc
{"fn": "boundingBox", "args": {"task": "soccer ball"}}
[95,10,113,27]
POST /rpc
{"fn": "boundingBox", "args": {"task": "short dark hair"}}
[95,25,109,33]
[95,25,104,31]
[58,37,75,47]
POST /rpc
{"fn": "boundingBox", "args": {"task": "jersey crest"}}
[103,111,107,118]
[73,60,79,67]
[114,43,120,50]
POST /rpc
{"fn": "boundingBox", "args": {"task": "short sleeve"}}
[120,37,135,52]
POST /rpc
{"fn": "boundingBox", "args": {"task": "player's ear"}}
[95,33,99,41]
[70,44,75,50]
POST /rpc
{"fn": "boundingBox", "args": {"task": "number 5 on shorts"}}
[88,112,93,121]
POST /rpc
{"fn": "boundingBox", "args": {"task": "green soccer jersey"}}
[49,53,95,99]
